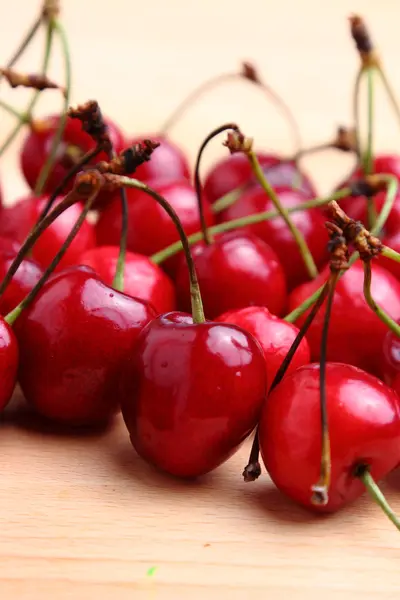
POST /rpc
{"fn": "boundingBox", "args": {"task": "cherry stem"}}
[377,67,400,136]
[194,123,239,246]
[357,466,400,532]
[381,245,400,264]
[363,261,400,337]
[246,149,318,279]
[151,187,352,265]
[34,19,72,196]
[117,176,205,324]
[112,187,128,292]
[0,99,29,122]
[0,16,41,83]
[5,188,100,326]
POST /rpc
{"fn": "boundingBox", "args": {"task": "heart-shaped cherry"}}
[126,134,190,184]
[0,316,18,412]
[216,306,310,390]
[14,265,156,426]
[175,231,287,318]
[259,362,400,512]
[79,246,176,315]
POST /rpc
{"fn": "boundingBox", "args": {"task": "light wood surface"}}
[1,1,400,598]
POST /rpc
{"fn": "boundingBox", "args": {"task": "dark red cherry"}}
[79,246,176,315]
[0,236,21,257]
[259,362,400,512]
[216,306,310,391]
[379,327,400,385]
[95,180,215,276]
[14,266,156,426]
[392,372,400,396]
[219,185,328,289]
[0,316,19,412]
[288,261,400,377]
[175,232,287,319]
[0,194,95,271]
[203,152,316,204]
[0,254,43,316]
[120,311,267,477]
[127,134,190,183]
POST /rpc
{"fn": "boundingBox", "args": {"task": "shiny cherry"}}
[0,316,19,412]
[216,306,310,390]
[0,194,95,271]
[0,236,21,257]
[95,179,215,276]
[175,231,287,319]
[14,265,156,426]
[219,185,328,289]
[0,253,43,316]
[379,327,400,385]
[79,246,176,315]
[127,134,190,183]
[120,311,267,477]
[288,261,400,377]
[392,372,400,396]
[260,362,400,512]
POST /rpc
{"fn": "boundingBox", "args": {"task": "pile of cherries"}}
[3,4,400,528]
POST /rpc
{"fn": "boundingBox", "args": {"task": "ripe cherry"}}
[0,253,43,316]
[79,246,176,315]
[127,134,190,184]
[392,372,400,396]
[95,180,215,276]
[0,194,95,271]
[216,306,310,390]
[288,261,400,377]
[120,311,267,477]
[175,232,287,319]
[259,362,400,512]
[379,327,400,385]
[14,266,157,426]
[219,185,328,289]
[0,316,19,412]
[0,236,21,257]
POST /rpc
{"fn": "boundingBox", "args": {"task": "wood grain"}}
[1,1,400,598]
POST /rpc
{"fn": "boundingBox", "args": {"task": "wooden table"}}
[1,1,400,598]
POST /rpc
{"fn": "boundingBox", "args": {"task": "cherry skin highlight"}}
[219,185,328,289]
[288,261,400,377]
[0,194,95,271]
[14,266,157,426]
[120,311,267,477]
[79,246,176,315]
[259,362,400,512]
[175,232,287,319]
[0,316,19,412]
[216,306,310,390]
[127,134,190,183]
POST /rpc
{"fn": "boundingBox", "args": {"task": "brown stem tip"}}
[242,461,262,482]
[42,0,60,20]
[68,100,111,153]
[95,140,160,176]
[325,222,349,272]
[241,61,261,84]
[334,126,358,153]
[223,129,252,155]
[350,174,388,197]
[0,68,64,95]
[349,14,379,68]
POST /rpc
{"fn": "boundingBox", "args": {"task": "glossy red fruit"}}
[203,153,316,204]
[0,194,95,271]
[79,246,176,315]
[95,180,215,276]
[392,372,400,396]
[288,261,400,377]
[0,236,21,257]
[0,316,19,411]
[379,327,400,385]
[216,306,310,390]
[120,311,267,477]
[128,134,190,183]
[14,266,157,426]
[0,254,43,316]
[219,185,328,289]
[175,232,287,318]
[260,362,400,512]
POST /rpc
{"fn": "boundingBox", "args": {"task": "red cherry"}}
[288,261,400,376]
[14,266,156,426]
[78,246,176,315]
[0,194,95,271]
[379,327,400,385]
[216,306,310,390]
[219,185,328,289]
[95,180,215,276]
[0,236,21,257]
[203,153,316,204]
[392,372,400,396]
[127,134,190,183]
[120,311,267,477]
[175,231,287,318]
[259,362,400,512]
[0,316,19,412]
[0,254,43,316]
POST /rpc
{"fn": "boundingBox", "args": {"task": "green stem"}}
[364,68,377,229]
[377,67,400,136]
[34,20,71,196]
[353,67,363,159]
[246,149,318,279]
[0,16,41,82]
[363,261,400,337]
[117,176,205,324]
[112,188,128,292]
[151,187,352,265]
[0,98,28,121]
[381,245,400,264]
[212,184,248,213]
[358,468,400,532]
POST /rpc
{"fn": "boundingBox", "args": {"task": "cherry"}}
[288,261,400,377]
[216,306,310,390]
[0,253,42,316]
[127,134,190,184]
[219,185,328,289]
[79,246,176,315]
[0,236,21,257]
[0,194,95,271]
[392,372,400,396]
[120,311,267,477]
[175,231,287,319]
[13,265,157,426]
[259,362,400,512]
[379,327,400,385]
[203,153,316,204]
[0,316,18,412]
[95,180,215,276]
